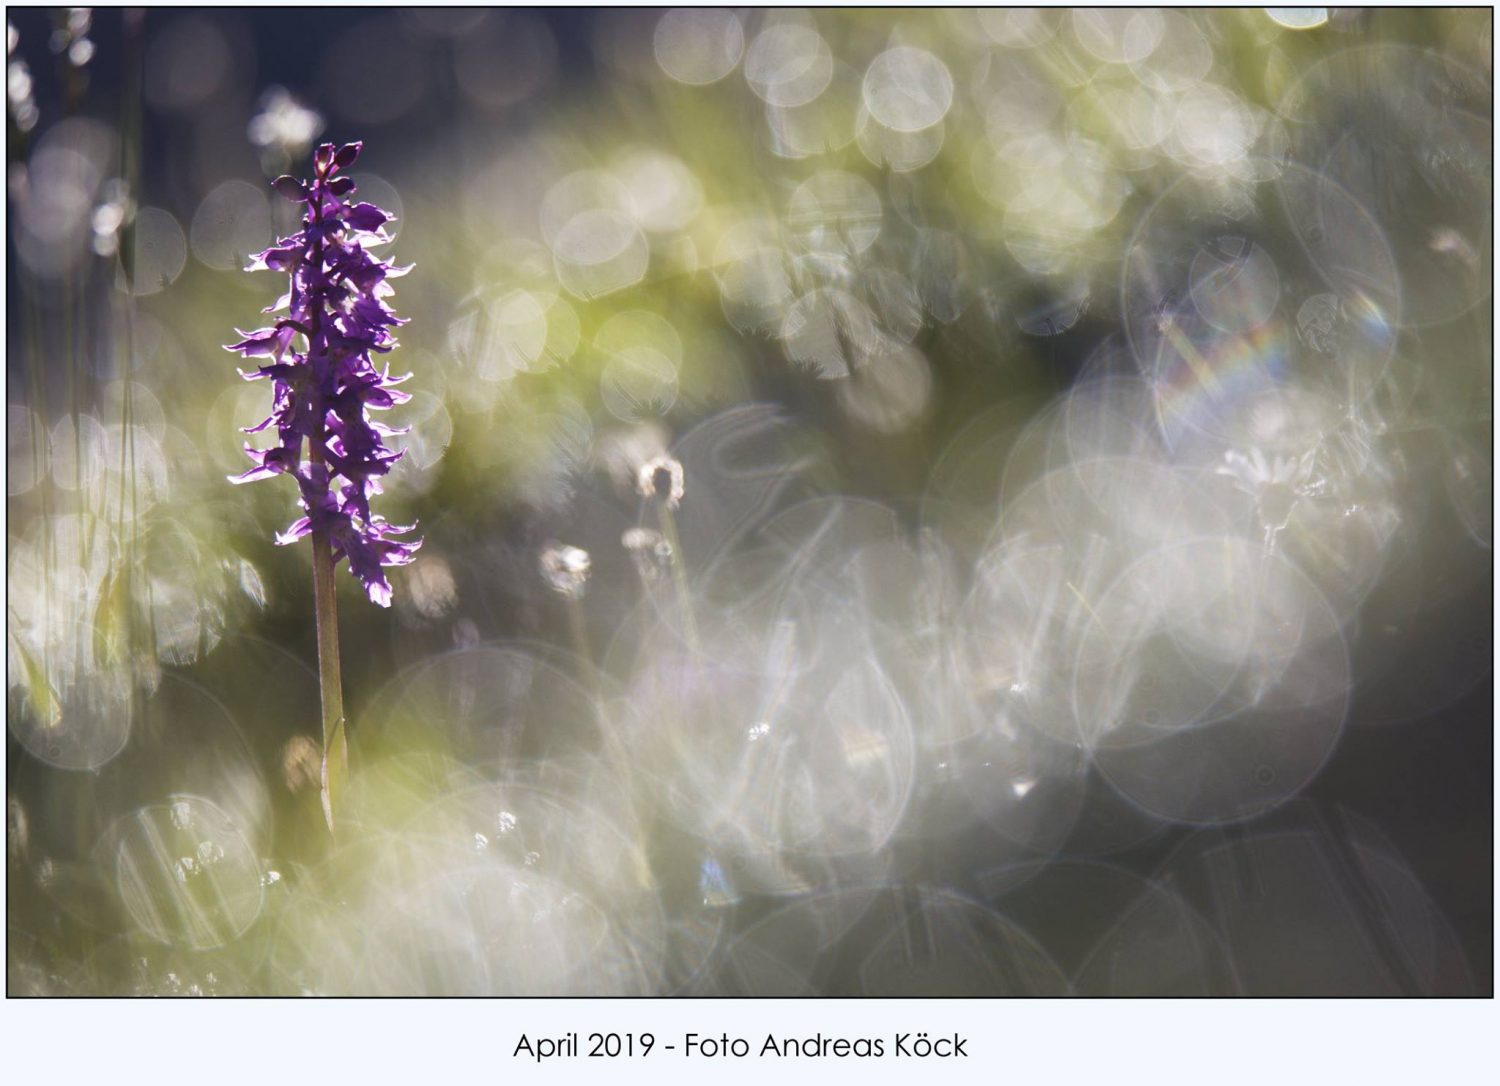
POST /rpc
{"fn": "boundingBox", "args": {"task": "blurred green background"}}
[5,8,1492,995]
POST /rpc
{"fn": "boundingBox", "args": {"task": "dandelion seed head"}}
[636,454,684,509]
[622,526,673,580]
[540,542,591,599]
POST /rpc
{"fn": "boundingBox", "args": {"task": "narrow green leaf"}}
[91,566,130,670]
[10,631,61,728]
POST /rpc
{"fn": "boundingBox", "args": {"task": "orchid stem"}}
[311,523,347,837]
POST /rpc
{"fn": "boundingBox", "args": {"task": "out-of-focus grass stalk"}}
[564,592,591,674]
[559,575,646,868]
[656,498,697,654]
[18,286,58,724]
[565,590,629,783]
[113,8,152,739]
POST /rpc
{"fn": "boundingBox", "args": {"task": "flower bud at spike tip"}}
[225,141,421,607]
[271,175,306,201]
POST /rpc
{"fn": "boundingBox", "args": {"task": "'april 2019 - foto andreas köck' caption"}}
[513,1031,969,1061]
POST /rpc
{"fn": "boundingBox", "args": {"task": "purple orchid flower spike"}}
[226,139,421,607]
[226,140,419,833]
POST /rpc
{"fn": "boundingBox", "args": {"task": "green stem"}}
[657,499,697,654]
[311,522,346,837]
[304,154,346,836]
[565,593,641,838]
[565,592,591,673]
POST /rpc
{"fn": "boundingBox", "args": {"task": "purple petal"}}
[345,202,390,233]
[274,517,312,546]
